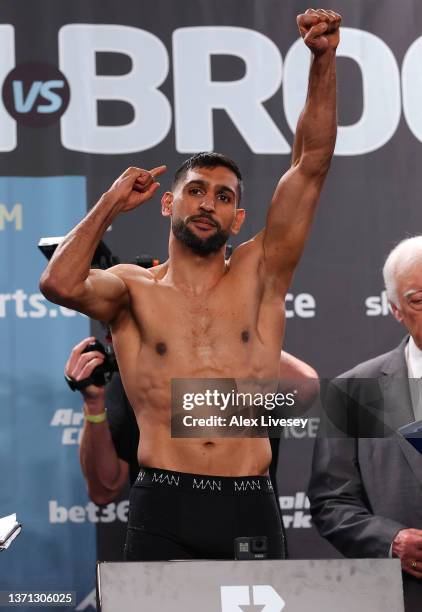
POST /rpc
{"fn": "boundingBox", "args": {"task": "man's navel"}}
[155,342,167,356]
[241,330,250,343]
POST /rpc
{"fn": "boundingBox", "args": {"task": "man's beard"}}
[172,214,230,256]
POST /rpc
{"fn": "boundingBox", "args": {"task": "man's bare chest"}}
[132,283,256,356]
[112,273,283,385]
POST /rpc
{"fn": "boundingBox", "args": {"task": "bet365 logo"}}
[221,585,285,611]
[2,62,70,126]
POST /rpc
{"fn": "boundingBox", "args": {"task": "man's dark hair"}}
[172,152,243,203]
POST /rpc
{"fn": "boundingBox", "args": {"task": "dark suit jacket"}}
[308,337,422,612]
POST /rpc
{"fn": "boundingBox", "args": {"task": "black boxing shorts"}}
[124,466,286,561]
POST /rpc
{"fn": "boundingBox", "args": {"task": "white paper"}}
[0,513,19,544]
[0,526,21,550]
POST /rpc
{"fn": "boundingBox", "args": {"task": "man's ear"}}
[161,191,173,217]
[390,302,403,324]
[230,208,246,236]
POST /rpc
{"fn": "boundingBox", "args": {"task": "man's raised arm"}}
[39,165,166,322]
[261,9,340,296]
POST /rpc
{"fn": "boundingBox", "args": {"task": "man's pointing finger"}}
[150,165,167,180]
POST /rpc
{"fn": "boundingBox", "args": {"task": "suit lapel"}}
[380,338,414,426]
[381,337,422,485]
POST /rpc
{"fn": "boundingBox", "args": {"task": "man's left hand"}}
[392,528,422,579]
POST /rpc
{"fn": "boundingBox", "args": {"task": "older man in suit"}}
[309,236,422,612]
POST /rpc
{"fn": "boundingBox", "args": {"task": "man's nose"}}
[199,198,215,212]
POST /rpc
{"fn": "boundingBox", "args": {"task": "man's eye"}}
[409,291,422,303]
[408,296,422,308]
[190,188,202,195]
[218,194,230,202]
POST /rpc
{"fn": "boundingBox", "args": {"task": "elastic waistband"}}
[134,466,274,495]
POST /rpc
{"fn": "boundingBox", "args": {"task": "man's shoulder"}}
[108,262,167,284]
[338,340,406,379]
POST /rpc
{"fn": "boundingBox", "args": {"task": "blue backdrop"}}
[0,177,95,608]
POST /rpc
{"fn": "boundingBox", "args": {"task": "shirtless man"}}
[65,338,318,504]
[40,9,340,561]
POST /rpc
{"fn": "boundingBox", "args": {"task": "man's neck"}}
[166,236,227,295]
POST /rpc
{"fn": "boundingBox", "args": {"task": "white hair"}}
[383,236,422,306]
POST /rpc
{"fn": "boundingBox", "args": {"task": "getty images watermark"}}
[171,377,417,439]
[170,379,316,438]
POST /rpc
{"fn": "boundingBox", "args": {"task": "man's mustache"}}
[187,214,220,230]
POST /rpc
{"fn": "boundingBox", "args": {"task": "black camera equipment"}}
[38,236,161,272]
[234,536,268,560]
[38,236,119,269]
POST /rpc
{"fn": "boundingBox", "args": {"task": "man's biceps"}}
[88,269,128,296]
[262,241,297,275]
[89,268,121,284]
[295,169,324,201]
[272,164,308,196]
[278,163,321,193]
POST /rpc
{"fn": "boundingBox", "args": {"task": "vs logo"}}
[2,62,70,127]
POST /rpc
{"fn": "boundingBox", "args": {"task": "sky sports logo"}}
[0,290,82,319]
[365,290,391,317]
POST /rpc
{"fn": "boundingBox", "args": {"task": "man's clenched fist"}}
[297,8,341,54]
[106,165,167,213]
